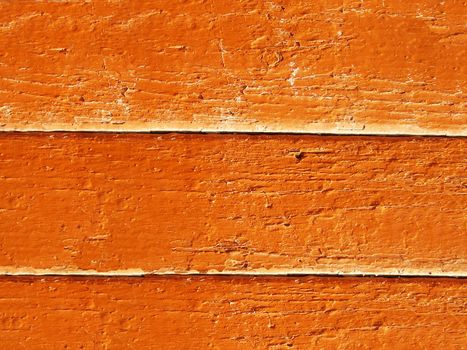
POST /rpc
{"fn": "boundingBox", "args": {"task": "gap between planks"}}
[1,126,466,137]
[1,268,466,279]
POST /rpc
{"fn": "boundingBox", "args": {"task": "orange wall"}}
[0,1,465,348]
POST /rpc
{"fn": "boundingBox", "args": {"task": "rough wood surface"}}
[0,133,465,275]
[0,1,465,135]
[0,276,465,349]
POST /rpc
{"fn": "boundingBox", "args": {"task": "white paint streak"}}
[287,67,299,86]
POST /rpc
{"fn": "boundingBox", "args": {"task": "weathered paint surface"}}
[0,276,465,349]
[0,1,465,345]
[0,0,465,135]
[0,133,465,274]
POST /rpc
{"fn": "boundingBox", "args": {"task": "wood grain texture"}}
[0,0,466,135]
[0,133,465,275]
[0,276,465,349]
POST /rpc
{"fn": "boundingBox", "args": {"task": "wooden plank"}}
[0,1,465,135]
[0,276,465,348]
[0,133,465,275]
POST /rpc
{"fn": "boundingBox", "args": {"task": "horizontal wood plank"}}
[0,1,465,135]
[0,276,465,349]
[0,133,465,274]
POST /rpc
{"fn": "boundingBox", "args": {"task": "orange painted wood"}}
[0,276,465,349]
[0,1,465,135]
[0,133,465,274]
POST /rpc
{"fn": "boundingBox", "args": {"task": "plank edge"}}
[1,123,466,137]
[1,267,466,278]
